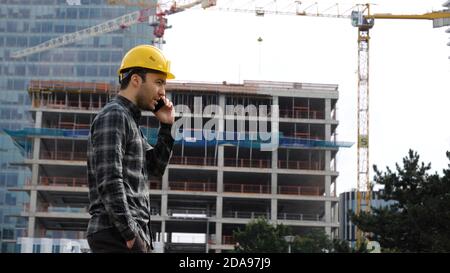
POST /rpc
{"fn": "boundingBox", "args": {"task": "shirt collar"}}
[115,95,142,123]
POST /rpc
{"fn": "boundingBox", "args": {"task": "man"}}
[86,45,175,253]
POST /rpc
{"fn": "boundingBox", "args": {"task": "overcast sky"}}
[162,0,450,194]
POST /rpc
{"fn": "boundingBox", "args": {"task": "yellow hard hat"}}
[117,44,175,80]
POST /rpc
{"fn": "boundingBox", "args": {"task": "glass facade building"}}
[338,190,397,244]
[0,0,156,252]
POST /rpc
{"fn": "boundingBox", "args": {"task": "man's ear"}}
[130,74,141,87]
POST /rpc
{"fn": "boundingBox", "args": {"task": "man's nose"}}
[158,87,166,98]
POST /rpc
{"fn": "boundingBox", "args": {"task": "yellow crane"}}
[209,1,450,247]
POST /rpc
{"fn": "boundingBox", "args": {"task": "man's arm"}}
[92,111,138,243]
[146,123,174,177]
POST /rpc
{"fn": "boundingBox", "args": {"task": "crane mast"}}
[351,4,374,248]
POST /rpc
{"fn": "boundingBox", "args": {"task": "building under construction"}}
[5,79,351,253]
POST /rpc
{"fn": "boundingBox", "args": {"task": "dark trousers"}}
[87,227,149,253]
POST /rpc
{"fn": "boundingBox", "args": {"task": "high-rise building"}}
[0,0,157,252]
[4,79,351,253]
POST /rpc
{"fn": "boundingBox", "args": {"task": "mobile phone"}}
[152,98,166,112]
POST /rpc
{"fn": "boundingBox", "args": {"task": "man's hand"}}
[126,238,136,249]
[154,97,174,125]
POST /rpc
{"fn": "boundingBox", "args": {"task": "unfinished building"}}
[5,79,350,253]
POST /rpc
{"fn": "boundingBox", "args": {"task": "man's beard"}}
[136,89,154,111]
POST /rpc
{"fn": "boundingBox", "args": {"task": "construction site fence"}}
[223,183,270,194]
[39,151,86,161]
[208,235,236,245]
[279,109,325,120]
[38,177,88,187]
[170,155,217,166]
[223,211,271,219]
[168,181,217,192]
[22,203,88,214]
[28,80,117,94]
[33,229,88,240]
[151,181,325,196]
[277,212,324,221]
[221,235,236,245]
[31,177,330,197]
[168,209,213,218]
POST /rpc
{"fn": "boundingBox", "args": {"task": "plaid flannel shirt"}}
[86,95,173,248]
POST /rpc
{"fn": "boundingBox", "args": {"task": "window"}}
[6,173,18,187]
[76,66,85,77]
[86,66,97,77]
[40,51,51,62]
[29,36,40,46]
[66,8,78,19]
[111,51,122,62]
[99,66,109,77]
[62,66,73,77]
[6,37,16,47]
[87,51,97,62]
[13,79,25,90]
[2,228,14,240]
[28,65,37,76]
[62,51,75,62]
[38,66,49,76]
[89,8,101,18]
[65,25,76,33]
[79,8,89,19]
[99,52,110,62]
[52,245,60,253]
[6,21,17,32]
[16,37,27,47]
[77,51,87,62]
[5,193,16,205]
[32,244,41,253]
[112,37,123,48]
[54,25,64,33]
[41,22,53,33]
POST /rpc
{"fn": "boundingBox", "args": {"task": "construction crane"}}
[10,0,216,59]
[208,0,450,247]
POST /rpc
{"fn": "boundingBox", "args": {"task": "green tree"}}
[292,229,332,253]
[233,218,366,253]
[233,217,290,253]
[351,150,450,252]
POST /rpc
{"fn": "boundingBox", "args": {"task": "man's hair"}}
[119,67,167,90]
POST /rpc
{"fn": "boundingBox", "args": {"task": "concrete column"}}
[35,111,42,128]
[216,196,222,218]
[217,168,223,194]
[325,226,331,237]
[325,200,331,234]
[325,175,331,196]
[161,220,166,251]
[271,96,279,222]
[161,194,168,217]
[162,169,169,191]
[334,202,339,224]
[27,191,37,238]
[215,222,222,252]
[325,99,331,122]
[271,171,278,221]
[271,198,277,221]
[27,111,43,238]
[217,94,225,193]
